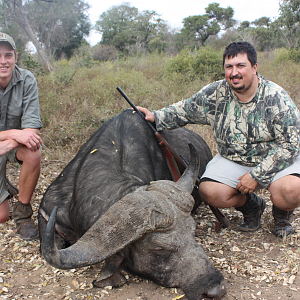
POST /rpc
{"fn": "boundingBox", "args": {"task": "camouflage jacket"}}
[153,75,300,188]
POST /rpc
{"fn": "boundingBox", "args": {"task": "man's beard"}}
[229,75,253,94]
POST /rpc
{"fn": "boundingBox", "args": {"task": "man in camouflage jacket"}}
[138,42,300,237]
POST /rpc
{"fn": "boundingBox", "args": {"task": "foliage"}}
[137,10,168,53]
[0,0,52,70]
[0,0,91,68]
[78,50,95,68]
[273,47,300,64]
[205,2,235,30]
[0,23,28,55]
[236,17,286,51]
[288,48,300,62]
[277,0,300,48]
[179,3,235,48]
[18,52,46,76]
[164,47,224,81]
[95,3,138,51]
[1,0,300,76]
[95,3,168,53]
[26,0,91,59]
[91,44,119,61]
[37,50,300,162]
[205,28,240,50]
[147,37,168,53]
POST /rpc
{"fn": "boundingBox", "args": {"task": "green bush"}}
[192,47,224,80]
[164,48,194,76]
[273,48,300,64]
[165,47,224,81]
[288,48,300,63]
[19,52,46,76]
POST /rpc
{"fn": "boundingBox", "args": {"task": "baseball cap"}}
[0,32,16,50]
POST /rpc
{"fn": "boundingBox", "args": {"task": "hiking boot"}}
[5,177,18,198]
[12,201,38,241]
[235,193,266,232]
[272,205,294,237]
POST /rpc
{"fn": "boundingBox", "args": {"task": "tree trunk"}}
[10,0,53,72]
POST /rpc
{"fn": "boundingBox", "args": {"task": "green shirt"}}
[153,75,300,187]
[0,65,42,131]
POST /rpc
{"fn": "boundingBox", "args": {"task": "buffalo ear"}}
[92,253,127,288]
[42,193,174,270]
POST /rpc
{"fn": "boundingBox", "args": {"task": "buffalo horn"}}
[42,194,172,270]
[176,143,200,194]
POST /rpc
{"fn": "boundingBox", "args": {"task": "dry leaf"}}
[172,295,185,300]
[232,246,241,252]
[72,280,79,288]
[288,275,296,284]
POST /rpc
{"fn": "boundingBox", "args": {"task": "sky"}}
[86,0,281,45]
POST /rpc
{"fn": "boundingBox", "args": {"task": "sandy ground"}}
[1,162,300,300]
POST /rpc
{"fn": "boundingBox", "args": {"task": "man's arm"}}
[250,101,300,188]
[0,128,43,156]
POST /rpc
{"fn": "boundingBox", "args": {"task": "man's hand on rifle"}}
[136,106,155,123]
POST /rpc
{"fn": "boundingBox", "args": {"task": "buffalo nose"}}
[206,279,227,299]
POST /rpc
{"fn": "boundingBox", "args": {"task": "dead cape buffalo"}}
[39,109,226,300]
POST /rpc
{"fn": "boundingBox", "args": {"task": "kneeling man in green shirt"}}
[0,32,43,240]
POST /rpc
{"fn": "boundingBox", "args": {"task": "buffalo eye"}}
[152,247,175,259]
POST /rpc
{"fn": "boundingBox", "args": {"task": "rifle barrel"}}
[116,86,156,133]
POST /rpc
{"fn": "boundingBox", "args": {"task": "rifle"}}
[116,86,230,229]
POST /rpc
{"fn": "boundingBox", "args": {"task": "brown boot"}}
[272,205,294,237]
[235,193,266,231]
[12,201,38,241]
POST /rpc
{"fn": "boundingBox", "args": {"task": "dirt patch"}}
[0,162,300,300]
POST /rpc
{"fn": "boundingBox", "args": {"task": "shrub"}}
[18,52,46,76]
[164,47,194,76]
[273,47,300,64]
[165,47,223,81]
[288,48,300,63]
[192,47,224,80]
[91,44,119,61]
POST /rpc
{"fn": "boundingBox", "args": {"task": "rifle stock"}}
[117,86,230,228]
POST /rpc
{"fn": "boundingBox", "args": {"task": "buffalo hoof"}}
[93,271,126,288]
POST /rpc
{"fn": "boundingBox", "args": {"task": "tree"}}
[0,0,91,71]
[205,2,235,30]
[95,3,168,53]
[277,0,300,48]
[236,17,285,51]
[95,3,138,51]
[252,17,271,28]
[180,2,235,48]
[0,0,53,71]
[26,0,91,60]
[135,10,167,51]
[181,15,218,47]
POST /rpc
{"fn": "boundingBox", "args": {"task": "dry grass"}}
[37,50,300,163]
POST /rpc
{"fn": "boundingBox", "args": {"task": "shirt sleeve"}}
[21,71,43,129]
[153,81,220,131]
[250,94,300,187]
